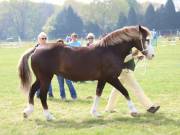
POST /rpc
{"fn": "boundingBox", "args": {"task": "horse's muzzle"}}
[146,53,155,60]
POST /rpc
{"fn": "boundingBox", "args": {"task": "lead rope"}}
[135,56,148,75]
[135,29,151,75]
[135,35,148,75]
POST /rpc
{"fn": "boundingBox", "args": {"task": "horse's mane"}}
[96,26,151,47]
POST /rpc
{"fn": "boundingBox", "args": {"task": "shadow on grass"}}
[34,112,180,129]
[48,98,92,105]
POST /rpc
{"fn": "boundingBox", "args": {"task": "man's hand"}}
[132,50,139,56]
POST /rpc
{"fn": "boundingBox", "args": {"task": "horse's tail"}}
[18,47,36,93]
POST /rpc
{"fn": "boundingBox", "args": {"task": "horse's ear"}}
[138,25,142,32]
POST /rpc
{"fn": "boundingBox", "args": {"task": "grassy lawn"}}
[0,41,180,135]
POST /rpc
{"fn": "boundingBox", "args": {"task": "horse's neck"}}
[111,42,132,60]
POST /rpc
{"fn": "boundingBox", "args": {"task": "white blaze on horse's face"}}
[143,37,155,60]
[146,40,155,59]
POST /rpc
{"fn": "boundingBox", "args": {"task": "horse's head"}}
[97,25,155,60]
[134,25,155,60]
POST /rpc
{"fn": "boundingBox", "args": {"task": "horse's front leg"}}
[90,80,106,117]
[107,77,138,117]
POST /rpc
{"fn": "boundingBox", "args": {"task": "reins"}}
[135,32,148,74]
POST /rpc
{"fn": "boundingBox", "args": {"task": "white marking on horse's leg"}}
[90,96,101,117]
[127,100,138,113]
[23,104,34,118]
[44,109,55,121]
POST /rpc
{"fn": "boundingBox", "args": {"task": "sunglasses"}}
[88,37,94,40]
[41,38,47,40]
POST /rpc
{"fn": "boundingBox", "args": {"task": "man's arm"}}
[124,50,144,63]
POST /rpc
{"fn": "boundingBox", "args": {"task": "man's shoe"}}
[147,106,160,113]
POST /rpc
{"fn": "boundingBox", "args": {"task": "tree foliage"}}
[47,6,83,39]
[0,0,179,40]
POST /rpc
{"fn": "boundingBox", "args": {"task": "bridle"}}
[138,29,150,55]
[139,38,150,55]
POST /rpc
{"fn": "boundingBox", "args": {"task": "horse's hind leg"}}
[91,80,106,117]
[23,80,40,118]
[107,78,138,116]
[39,77,54,120]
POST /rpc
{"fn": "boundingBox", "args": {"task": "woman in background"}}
[86,33,95,47]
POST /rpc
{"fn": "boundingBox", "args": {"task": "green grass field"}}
[0,41,180,135]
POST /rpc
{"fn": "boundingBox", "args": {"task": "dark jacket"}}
[124,50,135,71]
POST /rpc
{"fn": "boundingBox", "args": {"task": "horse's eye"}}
[145,39,150,42]
[145,39,150,44]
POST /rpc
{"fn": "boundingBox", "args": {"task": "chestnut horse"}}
[18,26,154,120]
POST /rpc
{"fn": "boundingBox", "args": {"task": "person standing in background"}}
[86,33,95,47]
[56,33,81,101]
[151,29,158,47]
[68,33,81,47]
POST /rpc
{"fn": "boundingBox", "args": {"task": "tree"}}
[154,0,177,30]
[127,0,139,12]
[0,0,55,40]
[116,13,127,28]
[163,0,176,29]
[84,21,102,36]
[8,0,30,40]
[144,4,156,29]
[0,2,14,40]
[65,0,130,33]
[127,7,138,26]
[155,5,165,30]
[48,6,83,39]
[175,12,180,29]
[30,3,55,40]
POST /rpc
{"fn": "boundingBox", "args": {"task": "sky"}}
[137,0,167,4]
[29,0,180,10]
[0,0,179,9]
[31,0,167,5]
[0,0,177,5]
[31,0,92,5]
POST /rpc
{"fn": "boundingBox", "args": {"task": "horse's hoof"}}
[23,109,33,119]
[130,112,139,117]
[147,106,160,114]
[23,105,34,118]
[44,110,55,121]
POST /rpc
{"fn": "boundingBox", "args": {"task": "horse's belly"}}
[58,68,101,81]
[58,60,101,81]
